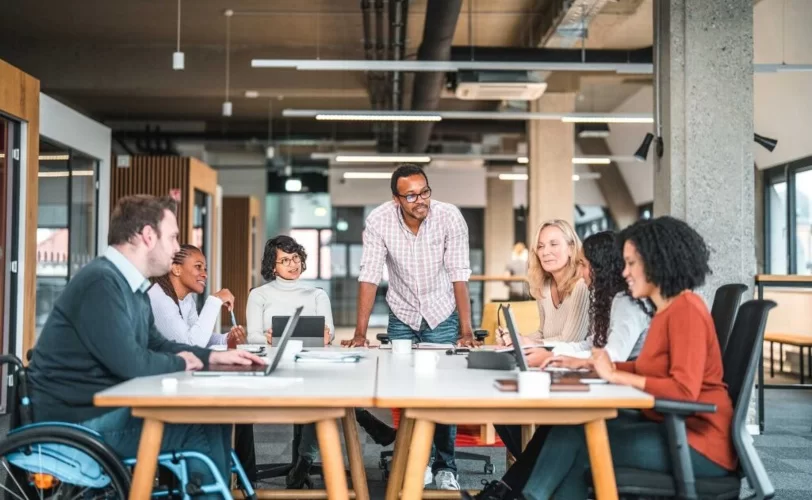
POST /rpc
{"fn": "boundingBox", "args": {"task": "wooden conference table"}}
[95,348,654,500]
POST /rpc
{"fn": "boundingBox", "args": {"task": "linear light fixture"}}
[38,170,94,178]
[335,155,432,163]
[517,156,529,164]
[572,157,611,165]
[251,59,653,74]
[286,109,653,124]
[0,154,72,161]
[316,113,442,122]
[562,114,654,124]
[498,173,587,182]
[343,172,393,179]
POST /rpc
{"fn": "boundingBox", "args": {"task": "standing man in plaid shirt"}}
[344,163,479,490]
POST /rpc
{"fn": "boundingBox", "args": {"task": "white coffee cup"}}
[413,350,440,373]
[282,339,304,361]
[518,371,551,398]
[391,339,413,355]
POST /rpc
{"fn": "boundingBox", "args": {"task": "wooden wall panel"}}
[109,156,190,239]
[0,59,40,357]
[221,197,252,328]
[188,158,219,291]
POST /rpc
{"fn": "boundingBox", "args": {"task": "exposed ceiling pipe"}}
[389,0,408,152]
[361,0,382,147]
[406,0,463,153]
[448,46,652,64]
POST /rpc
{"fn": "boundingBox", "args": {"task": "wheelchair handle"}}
[0,354,34,426]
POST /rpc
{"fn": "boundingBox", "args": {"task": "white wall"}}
[39,93,112,249]
[754,0,812,168]
[606,86,655,205]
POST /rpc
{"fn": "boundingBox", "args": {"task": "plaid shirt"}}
[358,200,471,330]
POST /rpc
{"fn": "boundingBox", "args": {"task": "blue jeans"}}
[522,411,730,500]
[387,310,459,475]
[81,408,232,499]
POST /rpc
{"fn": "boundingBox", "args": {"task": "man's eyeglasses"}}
[397,187,432,203]
[276,255,302,267]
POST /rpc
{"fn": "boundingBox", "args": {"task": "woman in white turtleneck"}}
[246,235,334,346]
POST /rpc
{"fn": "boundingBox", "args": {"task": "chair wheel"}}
[484,463,494,474]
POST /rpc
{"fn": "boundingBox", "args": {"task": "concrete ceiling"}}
[0,0,653,147]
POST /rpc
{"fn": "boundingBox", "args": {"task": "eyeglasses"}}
[276,255,302,267]
[397,187,432,203]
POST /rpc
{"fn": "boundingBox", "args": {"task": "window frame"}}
[763,155,812,274]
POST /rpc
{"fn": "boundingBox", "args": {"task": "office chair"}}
[593,299,776,500]
[710,283,748,354]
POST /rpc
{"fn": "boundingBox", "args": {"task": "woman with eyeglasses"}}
[246,235,394,489]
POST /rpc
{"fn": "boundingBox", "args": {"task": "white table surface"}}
[94,348,378,408]
[374,350,654,409]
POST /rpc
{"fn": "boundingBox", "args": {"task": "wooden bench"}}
[765,332,812,383]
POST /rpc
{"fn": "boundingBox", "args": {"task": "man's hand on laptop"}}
[210,350,265,366]
[178,351,203,371]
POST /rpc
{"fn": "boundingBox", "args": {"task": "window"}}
[764,159,812,275]
[35,139,99,335]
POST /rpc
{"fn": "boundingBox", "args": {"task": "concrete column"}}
[527,93,576,243]
[654,0,755,299]
[484,177,514,303]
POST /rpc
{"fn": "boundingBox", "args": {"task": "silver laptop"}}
[193,306,302,377]
[272,315,325,348]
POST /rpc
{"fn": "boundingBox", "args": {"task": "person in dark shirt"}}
[27,195,263,493]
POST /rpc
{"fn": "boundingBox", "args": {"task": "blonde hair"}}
[527,219,583,300]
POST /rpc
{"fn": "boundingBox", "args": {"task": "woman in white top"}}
[474,231,652,500]
[246,236,334,345]
[148,244,246,348]
[496,219,590,347]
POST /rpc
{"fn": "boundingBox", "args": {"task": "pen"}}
[230,310,238,328]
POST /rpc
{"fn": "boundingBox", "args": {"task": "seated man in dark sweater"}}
[27,195,263,493]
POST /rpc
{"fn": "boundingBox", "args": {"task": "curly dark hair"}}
[149,244,201,313]
[618,216,712,301]
[261,235,308,281]
[582,232,652,348]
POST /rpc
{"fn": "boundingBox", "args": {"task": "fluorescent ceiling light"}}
[316,113,441,122]
[498,172,588,182]
[517,156,529,164]
[39,154,71,161]
[343,172,393,179]
[244,90,260,98]
[251,59,653,74]
[38,170,94,178]
[572,157,611,165]
[562,114,654,124]
[286,109,653,123]
[335,155,432,163]
[285,178,302,192]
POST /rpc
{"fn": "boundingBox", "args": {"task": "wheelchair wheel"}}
[0,424,131,499]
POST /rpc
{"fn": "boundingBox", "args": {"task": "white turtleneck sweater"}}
[245,277,335,345]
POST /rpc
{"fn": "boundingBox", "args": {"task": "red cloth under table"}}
[390,408,504,448]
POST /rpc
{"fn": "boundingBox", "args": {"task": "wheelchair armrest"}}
[474,329,488,342]
[654,398,717,416]
[376,333,390,345]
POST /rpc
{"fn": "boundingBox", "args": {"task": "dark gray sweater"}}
[28,256,212,423]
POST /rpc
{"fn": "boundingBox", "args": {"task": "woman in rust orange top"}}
[520,216,735,500]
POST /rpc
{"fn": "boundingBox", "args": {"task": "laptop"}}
[502,304,530,372]
[272,315,325,348]
[193,306,302,377]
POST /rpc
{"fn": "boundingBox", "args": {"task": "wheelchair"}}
[0,354,257,499]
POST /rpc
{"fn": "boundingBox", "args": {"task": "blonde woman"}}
[496,219,590,348]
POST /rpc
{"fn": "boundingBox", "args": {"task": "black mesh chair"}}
[601,299,776,500]
[710,283,748,354]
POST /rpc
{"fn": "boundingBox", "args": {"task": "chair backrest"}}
[479,300,539,344]
[710,283,748,354]
[722,300,776,499]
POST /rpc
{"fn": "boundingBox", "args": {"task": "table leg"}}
[385,417,415,500]
[758,283,765,433]
[584,419,618,500]
[342,409,370,500]
[401,419,435,500]
[129,418,165,500]
[316,418,350,500]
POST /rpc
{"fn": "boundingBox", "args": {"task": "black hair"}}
[150,244,202,311]
[109,195,177,246]
[618,216,712,301]
[390,164,429,196]
[582,232,652,348]
[261,235,308,281]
